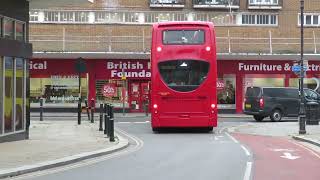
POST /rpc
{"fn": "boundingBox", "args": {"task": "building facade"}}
[29,0,320,113]
[0,0,32,142]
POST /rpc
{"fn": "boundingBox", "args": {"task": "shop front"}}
[30,58,320,113]
[30,59,151,112]
[218,60,320,113]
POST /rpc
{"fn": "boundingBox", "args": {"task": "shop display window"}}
[0,57,3,134]
[15,58,24,131]
[217,75,236,109]
[96,79,128,108]
[244,74,285,98]
[30,75,88,104]
[4,57,14,133]
[289,77,320,94]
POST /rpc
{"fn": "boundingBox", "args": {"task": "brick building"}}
[28,0,320,113]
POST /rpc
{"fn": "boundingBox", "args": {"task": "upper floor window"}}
[249,0,278,5]
[242,14,277,26]
[150,0,185,8]
[44,11,59,22]
[298,13,320,27]
[16,22,25,42]
[3,18,14,39]
[29,11,39,22]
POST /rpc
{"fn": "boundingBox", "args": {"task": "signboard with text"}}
[102,84,117,97]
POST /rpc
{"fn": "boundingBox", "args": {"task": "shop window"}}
[3,18,14,40]
[217,75,236,109]
[15,22,25,42]
[15,58,24,131]
[30,75,87,104]
[244,74,285,99]
[4,57,14,133]
[96,80,128,108]
[0,57,3,134]
[289,77,320,94]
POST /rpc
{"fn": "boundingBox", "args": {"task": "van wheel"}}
[270,109,282,122]
[253,115,264,122]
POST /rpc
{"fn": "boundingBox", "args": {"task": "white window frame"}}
[298,13,320,27]
[241,13,278,26]
[249,0,278,5]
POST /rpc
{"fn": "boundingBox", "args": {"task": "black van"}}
[243,87,320,122]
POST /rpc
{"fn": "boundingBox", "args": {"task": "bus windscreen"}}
[158,60,209,92]
[162,30,205,45]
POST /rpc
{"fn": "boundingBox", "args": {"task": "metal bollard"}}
[145,102,149,117]
[85,100,90,121]
[109,105,115,142]
[90,98,95,123]
[107,104,112,137]
[78,97,81,125]
[99,103,103,131]
[40,98,44,121]
[104,103,109,135]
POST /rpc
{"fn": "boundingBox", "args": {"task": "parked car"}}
[243,86,320,122]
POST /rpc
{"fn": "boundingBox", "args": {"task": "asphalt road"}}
[17,117,252,180]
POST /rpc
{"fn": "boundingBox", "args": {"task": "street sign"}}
[292,65,307,72]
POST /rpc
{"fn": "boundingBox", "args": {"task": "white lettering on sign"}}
[29,61,47,70]
[107,61,143,70]
[238,63,282,72]
[238,62,320,72]
[111,70,151,78]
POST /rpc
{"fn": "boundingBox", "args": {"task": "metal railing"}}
[30,29,320,54]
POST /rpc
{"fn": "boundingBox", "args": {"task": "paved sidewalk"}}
[0,120,128,179]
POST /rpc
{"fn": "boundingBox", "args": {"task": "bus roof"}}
[154,21,214,29]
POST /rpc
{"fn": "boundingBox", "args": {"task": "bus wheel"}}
[152,128,159,133]
[253,115,264,122]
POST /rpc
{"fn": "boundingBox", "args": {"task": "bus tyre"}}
[152,128,159,133]
[270,109,282,122]
[207,127,213,132]
[253,115,264,122]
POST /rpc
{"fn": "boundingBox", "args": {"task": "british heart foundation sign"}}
[102,84,117,97]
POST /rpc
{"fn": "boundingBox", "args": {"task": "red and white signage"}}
[102,84,117,97]
[217,80,225,90]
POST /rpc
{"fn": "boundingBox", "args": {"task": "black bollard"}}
[78,97,81,125]
[109,105,115,142]
[90,98,95,123]
[99,103,103,131]
[40,98,44,121]
[104,103,109,135]
[85,100,90,121]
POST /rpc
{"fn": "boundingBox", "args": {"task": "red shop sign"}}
[102,84,117,97]
[217,80,225,90]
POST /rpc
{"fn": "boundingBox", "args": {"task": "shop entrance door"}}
[129,81,150,112]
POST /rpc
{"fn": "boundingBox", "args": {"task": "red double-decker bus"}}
[150,21,217,131]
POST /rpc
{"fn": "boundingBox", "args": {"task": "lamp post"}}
[299,0,306,134]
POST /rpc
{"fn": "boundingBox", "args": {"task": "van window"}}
[304,89,320,100]
[246,87,261,97]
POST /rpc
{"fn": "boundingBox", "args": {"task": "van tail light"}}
[244,98,247,103]
[259,98,264,108]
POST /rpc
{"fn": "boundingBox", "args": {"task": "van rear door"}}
[244,87,262,112]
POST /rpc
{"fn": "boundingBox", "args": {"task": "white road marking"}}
[241,145,251,156]
[270,148,296,152]
[280,152,300,160]
[243,162,252,180]
[117,122,131,124]
[290,140,320,159]
[225,132,239,144]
